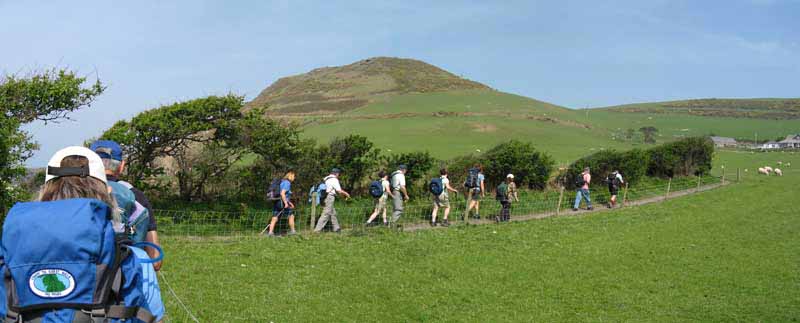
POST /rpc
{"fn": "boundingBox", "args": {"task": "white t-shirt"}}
[391,171,406,190]
[325,175,342,195]
[441,176,450,195]
[381,178,390,196]
[615,173,624,183]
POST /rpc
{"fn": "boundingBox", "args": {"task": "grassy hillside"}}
[159,152,800,322]
[596,98,800,119]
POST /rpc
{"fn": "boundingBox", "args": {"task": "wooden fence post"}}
[665,177,672,200]
[556,186,565,215]
[621,182,629,207]
[309,192,318,232]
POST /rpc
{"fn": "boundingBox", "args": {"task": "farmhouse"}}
[758,141,781,150]
[710,136,737,148]
[778,134,800,149]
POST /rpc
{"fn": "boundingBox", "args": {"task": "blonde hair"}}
[38,155,120,222]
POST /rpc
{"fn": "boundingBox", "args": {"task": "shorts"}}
[469,188,482,201]
[609,187,619,196]
[375,195,388,212]
[273,200,294,217]
[433,192,450,208]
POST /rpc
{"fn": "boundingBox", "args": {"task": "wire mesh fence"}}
[154,174,727,239]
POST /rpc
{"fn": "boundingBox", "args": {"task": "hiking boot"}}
[572,208,579,212]
[587,207,594,211]
[288,230,297,236]
[442,220,450,227]
[267,232,276,238]
[430,221,437,227]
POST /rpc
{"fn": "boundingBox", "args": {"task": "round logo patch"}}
[28,269,75,298]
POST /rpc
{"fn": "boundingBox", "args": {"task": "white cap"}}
[45,146,107,184]
[506,174,514,179]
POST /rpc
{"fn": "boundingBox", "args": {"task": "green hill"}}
[596,98,800,119]
[247,58,800,162]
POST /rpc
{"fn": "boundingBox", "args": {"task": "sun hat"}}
[507,174,514,179]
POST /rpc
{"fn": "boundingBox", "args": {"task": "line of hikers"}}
[265,165,626,235]
[1,141,165,322]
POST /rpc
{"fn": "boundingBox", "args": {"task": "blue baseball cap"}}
[90,140,123,161]
[331,168,342,174]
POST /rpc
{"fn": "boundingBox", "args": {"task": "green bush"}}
[482,140,554,190]
[647,137,714,178]
[566,148,649,188]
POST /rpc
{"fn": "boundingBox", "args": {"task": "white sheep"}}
[775,168,783,176]
[777,161,783,165]
[765,166,774,173]
[787,163,792,167]
[758,167,769,176]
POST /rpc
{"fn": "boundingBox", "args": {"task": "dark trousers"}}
[500,201,511,222]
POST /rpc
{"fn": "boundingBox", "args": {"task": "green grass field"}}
[298,90,800,163]
[158,152,799,322]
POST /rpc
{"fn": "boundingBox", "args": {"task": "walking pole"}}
[665,177,672,200]
[260,208,284,235]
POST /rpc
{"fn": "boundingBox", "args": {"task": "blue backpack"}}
[0,199,156,323]
[430,177,444,195]
[109,181,150,243]
[308,183,327,205]
[369,180,383,198]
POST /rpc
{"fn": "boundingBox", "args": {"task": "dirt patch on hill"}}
[471,123,497,133]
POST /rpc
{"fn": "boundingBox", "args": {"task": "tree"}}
[327,135,380,191]
[482,140,554,190]
[101,94,244,194]
[383,151,437,196]
[1,69,104,214]
[639,126,658,144]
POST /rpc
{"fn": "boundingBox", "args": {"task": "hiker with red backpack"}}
[430,168,459,227]
[0,146,162,322]
[266,170,297,237]
[365,171,392,226]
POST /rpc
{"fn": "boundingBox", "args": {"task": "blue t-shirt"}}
[280,179,292,200]
[477,173,485,191]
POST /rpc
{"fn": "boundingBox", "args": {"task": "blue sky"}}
[2,0,799,166]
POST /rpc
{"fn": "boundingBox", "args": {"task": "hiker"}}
[573,167,593,211]
[465,164,486,219]
[607,170,624,208]
[314,168,351,233]
[366,170,391,226]
[0,146,163,322]
[391,165,410,223]
[506,173,520,203]
[431,168,459,227]
[91,140,163,271]
[267,171,297,236]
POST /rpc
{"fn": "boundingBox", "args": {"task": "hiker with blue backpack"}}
[390,165,410,224]
[430,168,459,227]
[365,171,391,226]
[90,140,162,271]
[265,171,297,237]
[0,146,162,322]
[464,164,486,220]
[314,168,351,233]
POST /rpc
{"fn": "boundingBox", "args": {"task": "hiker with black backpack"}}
[464,164,486,220]
[607,170,624,208]
[314,168,351,233]
[495,174,519,223]
[430,168,459,227]
[366,171,392,226]
[390,165,410,224]
[266,171,297,237]
[91,140,162,271]
[573,167,594,211]
[0,146,162,322]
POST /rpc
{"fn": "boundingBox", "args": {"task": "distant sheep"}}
[775,169,783,176]
[777,161,783,165]
[764,166,774,173]
[788,163,792,167]
[758,167,769,176]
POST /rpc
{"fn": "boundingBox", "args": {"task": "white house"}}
[778,134,800,149]
[759,141,781,150]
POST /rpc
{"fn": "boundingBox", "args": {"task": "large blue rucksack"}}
[429,177,444,195]
[369,180,383,198]
[109,181,150,243]
[464,168,480,189]
[0,199,156,323]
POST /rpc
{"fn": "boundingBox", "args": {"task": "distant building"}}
[710,136,738,148]
[778,134,800,149]
[758,141,781,150]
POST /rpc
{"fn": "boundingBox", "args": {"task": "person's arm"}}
[281,189,294,209]
[480,180,485,197]
[337,189,351,199]
[446,183,458,193]
[401,186,409,200]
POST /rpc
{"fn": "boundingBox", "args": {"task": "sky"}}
[2,0,799,166]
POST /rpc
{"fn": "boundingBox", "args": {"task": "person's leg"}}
[366,206,379,224]
[573,190,583,209]
[431,201,439,224]
[392,191,404,222]
[315,196,334,232]
[267,216,279,235]
[474,194,481,218]
[288,214,296,233]
[584,189,592,209]
[330,205,341,231]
